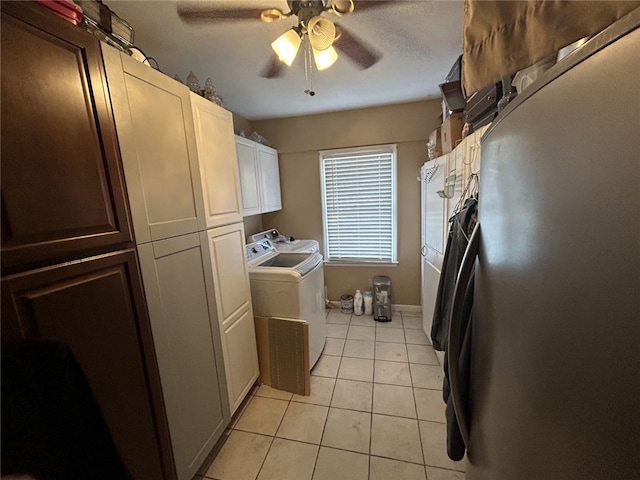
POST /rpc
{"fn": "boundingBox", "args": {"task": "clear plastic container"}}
[363,291,373,316]
[354,290,364,316]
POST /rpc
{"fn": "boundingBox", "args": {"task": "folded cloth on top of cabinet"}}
[461,0,640,95]
[431,197,478,351]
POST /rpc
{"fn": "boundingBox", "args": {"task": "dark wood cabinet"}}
[1,249,172,478]
[1,3,174,479]
[1,1,132,272]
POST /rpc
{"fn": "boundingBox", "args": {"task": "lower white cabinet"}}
[235,135,282,216]
[222,308,260,410]
[202,222,259,413]
[138,233,229,480]
[420,158,446,354]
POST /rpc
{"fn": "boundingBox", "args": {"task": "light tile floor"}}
[200,310,466,480]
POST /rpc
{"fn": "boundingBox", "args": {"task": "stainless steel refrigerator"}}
[447,10,640,480]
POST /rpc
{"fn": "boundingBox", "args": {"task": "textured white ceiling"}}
[105,0,464,120]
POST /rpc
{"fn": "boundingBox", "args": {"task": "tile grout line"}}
[310,316,343,480]
[402,312,429,468]
[368,315,378,480]
[254,391,291,480]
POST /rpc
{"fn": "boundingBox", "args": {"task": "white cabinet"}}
[256,143,282,213]
[190,93,243,228]
[463,125,489,180]
[422,154,448,263]
[235,135,282,216]
[137,234,228,480]
[236,136,262,216]
[102,46,205,243]
[202,223,259,413]
[419,156,447,367]
[103,44,259,479]
[420,127,488,367]
[446,141,466,221]
[191,98,258,414]
[421,255,443,365]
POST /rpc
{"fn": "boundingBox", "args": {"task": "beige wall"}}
[232,112,252,136]
[252,99,442,306]
[243,214,263,238]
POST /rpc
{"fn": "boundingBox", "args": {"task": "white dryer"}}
[248,229,319,254]
[246,239,326,368]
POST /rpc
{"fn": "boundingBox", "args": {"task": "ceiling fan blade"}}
[177,5,267,23]
[259,54,287,79]
[333,24,381,69]
[352,1,395,13]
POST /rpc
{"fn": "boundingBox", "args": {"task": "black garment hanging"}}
[430,196,478,351]
[443,267,475,461]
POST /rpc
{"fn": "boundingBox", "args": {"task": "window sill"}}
[323,261,398,267]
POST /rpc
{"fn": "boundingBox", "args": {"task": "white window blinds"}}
[320,145,397,263]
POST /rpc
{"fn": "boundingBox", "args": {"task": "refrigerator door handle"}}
[447,221,480,447]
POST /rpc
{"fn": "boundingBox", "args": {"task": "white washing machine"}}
[248,229,319,254]
[246,239,326,368]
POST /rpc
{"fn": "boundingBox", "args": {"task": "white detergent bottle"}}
[363,291,373,316]
[354,290,364,316]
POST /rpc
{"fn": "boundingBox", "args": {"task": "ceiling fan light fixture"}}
[331,0,354,16]
[271,28,302,66]
[313,45,338,70]
[307,16,336,51]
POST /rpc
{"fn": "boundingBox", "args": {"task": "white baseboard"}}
[392,304,421,314]
[327,300,421,315]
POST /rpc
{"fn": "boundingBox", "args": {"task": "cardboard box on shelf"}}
[427,127,442,160]
[441,112,465,153]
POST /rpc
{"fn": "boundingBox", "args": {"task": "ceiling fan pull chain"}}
[304,39,316,96]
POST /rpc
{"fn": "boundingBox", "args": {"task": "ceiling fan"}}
[177,1,390,79]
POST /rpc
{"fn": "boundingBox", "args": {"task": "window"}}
[320,144,397,264]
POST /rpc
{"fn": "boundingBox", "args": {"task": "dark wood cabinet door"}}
[1,249,174,479]
[1,2,132,271]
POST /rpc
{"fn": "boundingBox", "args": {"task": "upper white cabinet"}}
[190,93,243,228]
[424,125,490,263]
[235,135,282,216]
[102,46,205,243]
[256,143,282,213]
[463,125,489,180]
[235,136,262,216]
[446,144,466,222]
[422,154,448,263]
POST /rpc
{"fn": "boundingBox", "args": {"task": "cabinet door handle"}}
[447,222,480,447]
